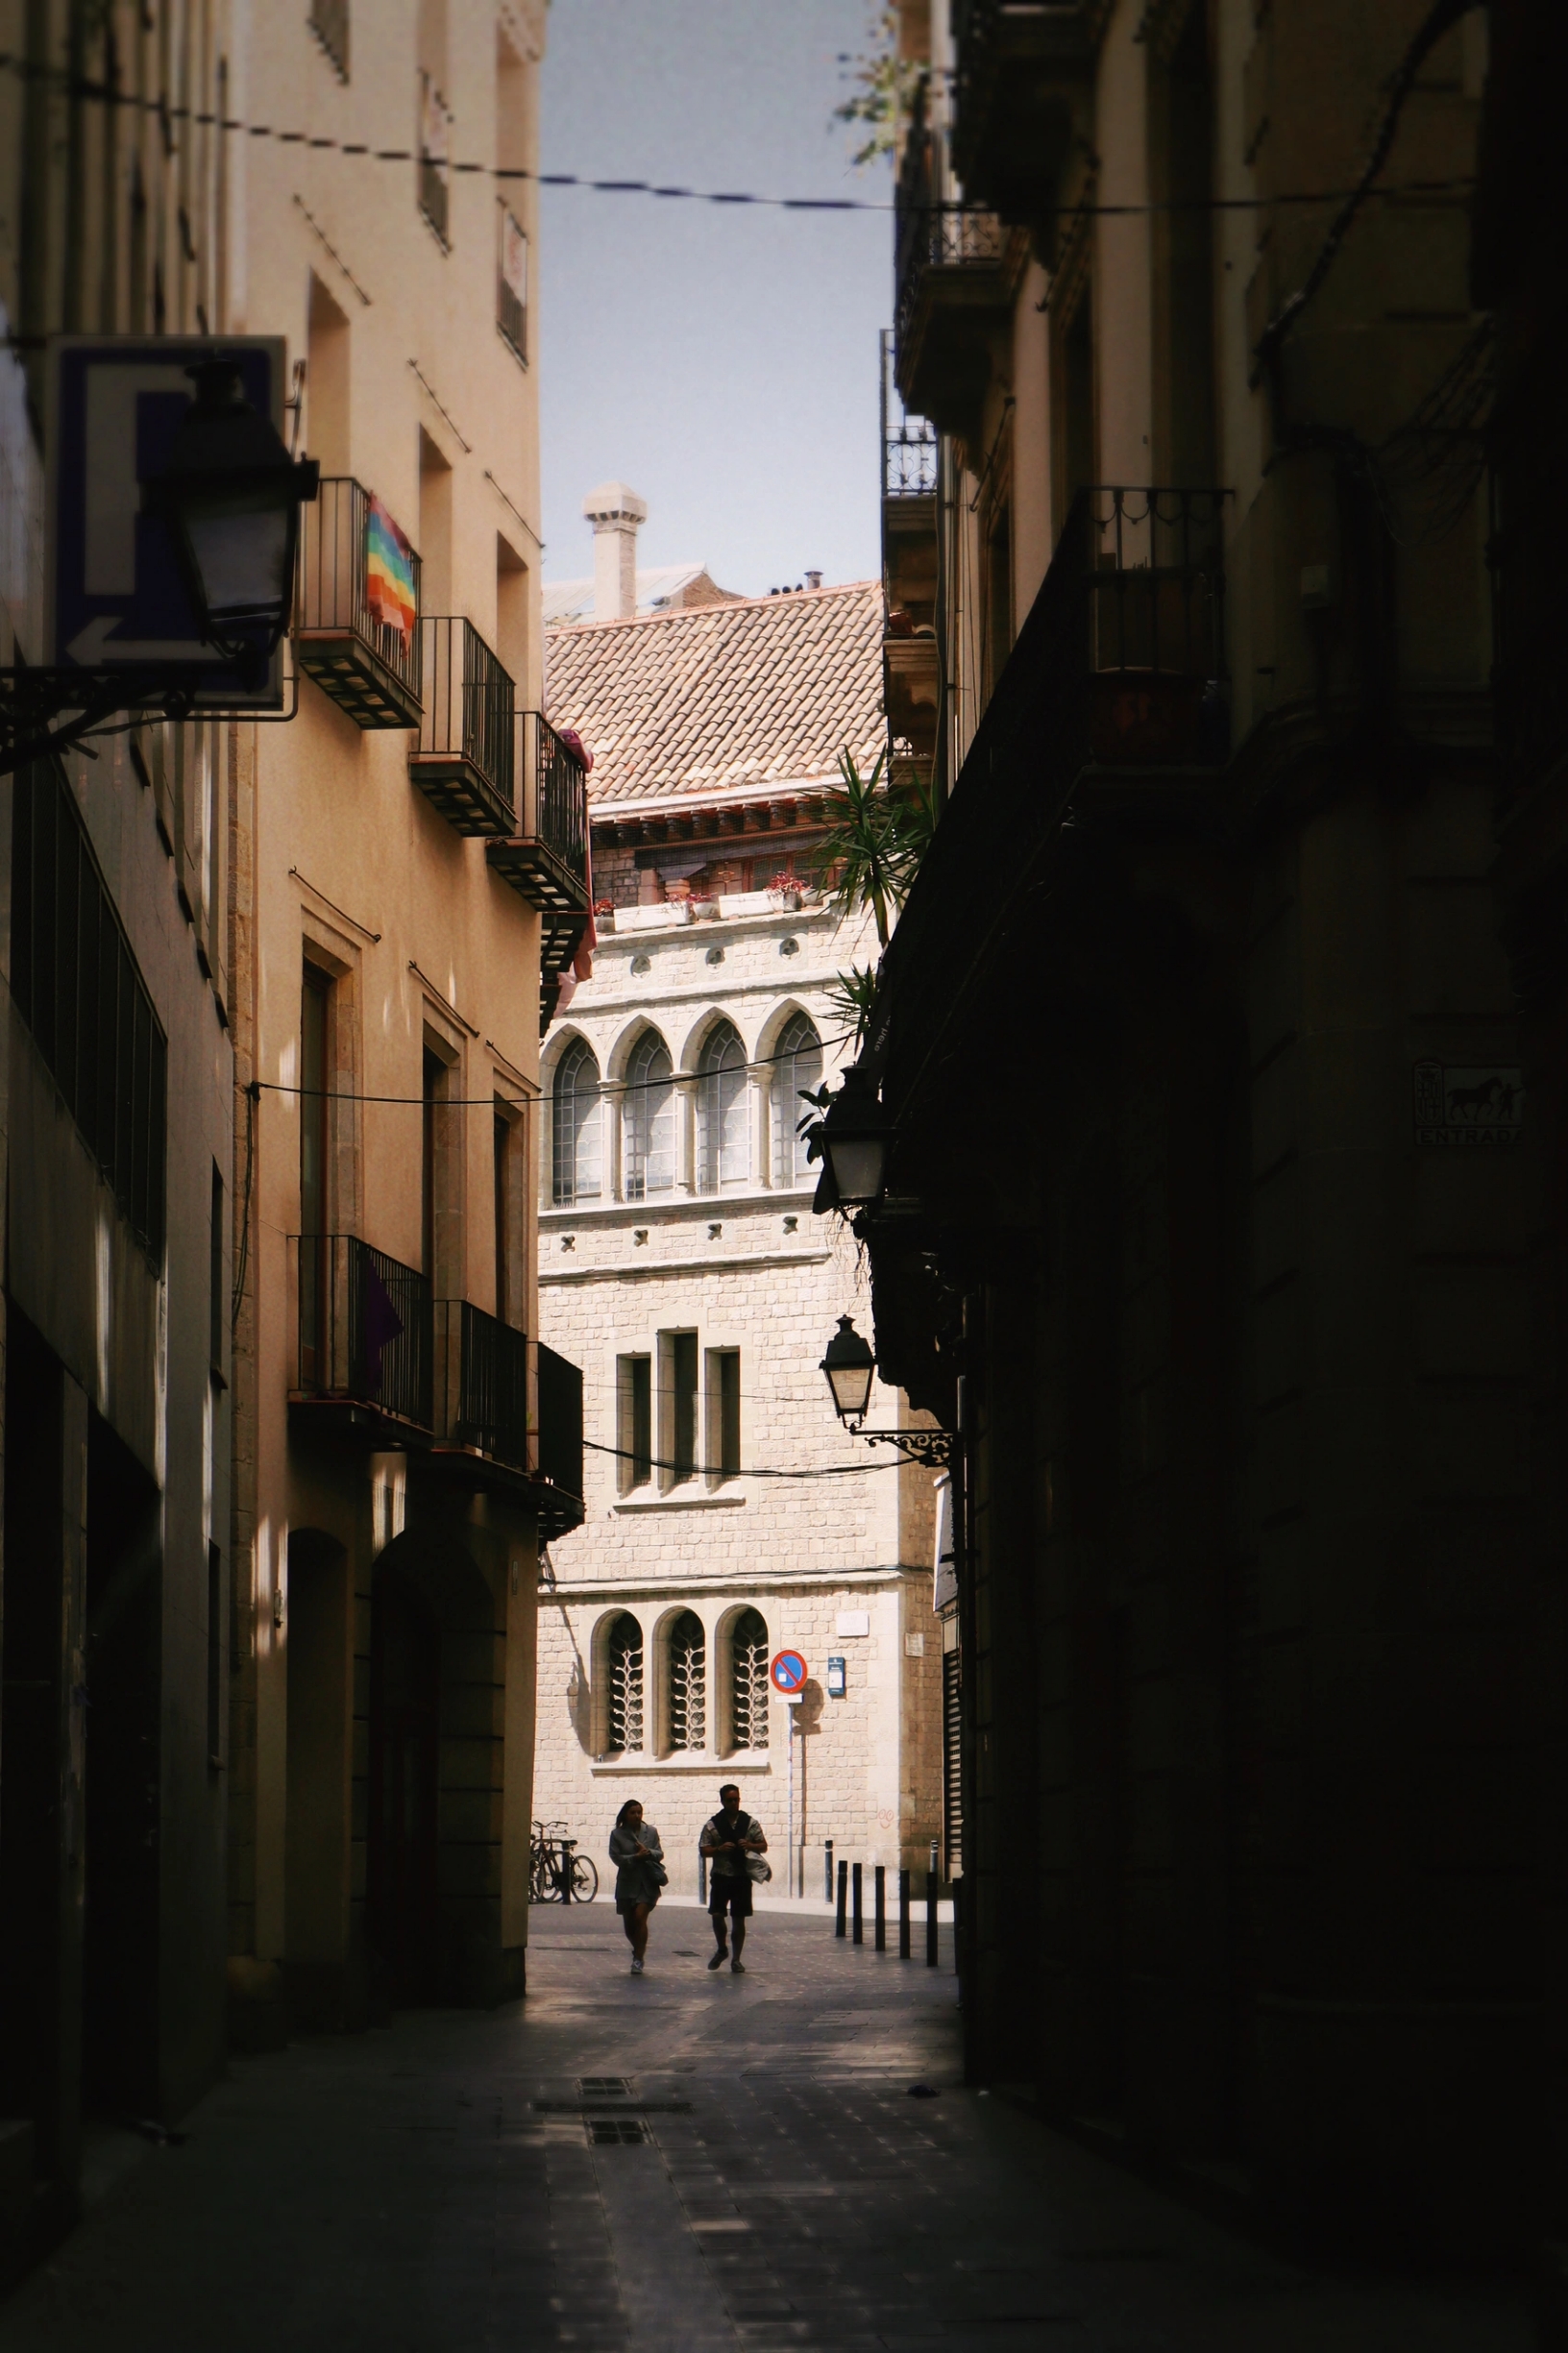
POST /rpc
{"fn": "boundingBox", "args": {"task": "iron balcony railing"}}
[1089,486,1229,686]
[949,0,1102,218]
[894,203,1010,357]
[296,478,423,728]
[487,712,591,920]
[886,422,939,498]
[410,615,516,834]
[295,1235,433,1431]
[536,1341,584,1536]
[434,1299,529,1469]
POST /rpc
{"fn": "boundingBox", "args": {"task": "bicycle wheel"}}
[529,1850,553,1903]
[570,1854,599,1903]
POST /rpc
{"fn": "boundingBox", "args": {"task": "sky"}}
[537,2,893,601]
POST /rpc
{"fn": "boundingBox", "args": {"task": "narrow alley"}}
[0,1908,1531,2352]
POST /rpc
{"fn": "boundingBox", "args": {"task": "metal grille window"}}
[772,1012,822,1185]
[667,1610,706,1752]
[698,1020,748,1193]
[624,1028,675,1200]
[551,1038,601,1205]
[943,1645,963,1876]
[729,1608,770,1752]
[605,1612,644,1754]
[10,759,167,1260]
[498,207,528,361]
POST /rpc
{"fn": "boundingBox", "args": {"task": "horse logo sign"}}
[1412,1063,1525,1147]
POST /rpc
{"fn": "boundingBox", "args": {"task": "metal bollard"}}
[698,1849,708,1902]
[898,1868,911,1958]
[825,1838,834,1904]
[874,1865,886,1951]
[852,1862,864,1946]
[836,1857,848,1937]
[925,1868,938,1965]
[559,1838,576,1905]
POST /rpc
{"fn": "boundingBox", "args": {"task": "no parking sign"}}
[770,1649,807,1695]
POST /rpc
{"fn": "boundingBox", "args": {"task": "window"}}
[493,1108,512,1324]
[10,759,168,1260]
[659,1330,699,1487]
[207,1541,224,1767]
[498,208,527,361]
[772,1013,822,1185]
[418,68,452,244]
[698,1020,748,1192]
[551,1039,602,1205]
[617,1354,652,1491]
[728,1607,769,1752]
[300,963,331,1385]
[309,0,350,78]
[604,1612,644,1754]
[209,1162,225,1377]
[707,1348,740,1483]
[624,1028,675,1200]
[666,1610,706,1752]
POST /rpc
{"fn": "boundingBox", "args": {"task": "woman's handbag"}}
[650,1859,669,1886]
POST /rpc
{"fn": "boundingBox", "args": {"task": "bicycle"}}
[529,1819,598,1904]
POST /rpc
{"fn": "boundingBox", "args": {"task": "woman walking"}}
[609,1799,664,1974]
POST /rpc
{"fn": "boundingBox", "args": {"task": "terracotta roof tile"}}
[544,580,884,812]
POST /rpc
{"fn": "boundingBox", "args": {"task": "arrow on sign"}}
[66,616,225,667]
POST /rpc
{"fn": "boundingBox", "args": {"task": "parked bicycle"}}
[529,1819,598,1904]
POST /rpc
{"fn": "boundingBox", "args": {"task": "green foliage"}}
[833,5,920,167]
[817,747,936,949]
[823,963,882,1051]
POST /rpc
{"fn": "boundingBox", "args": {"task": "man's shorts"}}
[708,1873,753,1921]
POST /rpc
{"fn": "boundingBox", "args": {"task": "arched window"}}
[772,1013,822,1185]
[624,1028,675,1200]
[551,1039,601,1205]
[728,1607,770,1752]
[604,1612,644,1754]
[666,1609,706,1752]
[698,1021,748,1193]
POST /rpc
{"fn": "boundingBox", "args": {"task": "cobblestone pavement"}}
[0,1904,1531,2351]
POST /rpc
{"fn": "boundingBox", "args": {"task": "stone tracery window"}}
[551,1038,601,1205]
[604,1612,644,1754]
[772,1012,822,1184]
[698,1020,748,1192]
[624,1027,675,1200]
[728,1607,770,1752]
[666,1609,706,1752]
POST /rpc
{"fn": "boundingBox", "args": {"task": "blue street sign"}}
[46,336,289,707]
[771,1649,807,1694]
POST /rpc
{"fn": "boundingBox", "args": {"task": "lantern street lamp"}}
[143,358,319,683]
[816,1065,894,1211]
[821,1313,954,1466]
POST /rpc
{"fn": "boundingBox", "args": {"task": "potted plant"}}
[592,896,616,934]
[767,869,806,912]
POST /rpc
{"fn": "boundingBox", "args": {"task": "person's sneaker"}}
[730,1959,746,1973]
[630,1956,644,1974]
[707,1949,726,1970]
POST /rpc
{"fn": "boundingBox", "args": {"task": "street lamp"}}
[816,1065,893,1210]
[821,1313,876,1428]
[143,358,319,680]
[821,1311,956,1468]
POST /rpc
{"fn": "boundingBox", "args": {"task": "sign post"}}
[771,1652,807,1900]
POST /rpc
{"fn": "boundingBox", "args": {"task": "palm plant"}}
[819,748,927,948]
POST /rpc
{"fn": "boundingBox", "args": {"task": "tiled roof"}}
[543,562,715,626]
[544,579,885,810]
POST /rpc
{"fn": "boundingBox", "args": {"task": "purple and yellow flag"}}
[364,496,417,643]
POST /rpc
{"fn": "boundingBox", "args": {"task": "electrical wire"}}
[583,1436,911,1482]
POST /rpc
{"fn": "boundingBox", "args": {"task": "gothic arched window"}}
[772,1013,822,1185]
[624,1028,675,1200]
[551,1038,601,1206]
[666,1609,706,1752]
[698,1020,748,1193]
[604,1613,644,1754]
[728,1607,770,1752]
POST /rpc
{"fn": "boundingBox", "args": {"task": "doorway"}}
[367,1567,441,2003]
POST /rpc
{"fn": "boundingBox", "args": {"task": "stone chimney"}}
[582,480,648,623]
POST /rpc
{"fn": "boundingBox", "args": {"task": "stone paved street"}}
[0,1905,1531,2351]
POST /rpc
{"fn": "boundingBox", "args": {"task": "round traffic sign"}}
[770,1649,807,1693]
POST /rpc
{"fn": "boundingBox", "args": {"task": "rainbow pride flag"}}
[364,496,417,643]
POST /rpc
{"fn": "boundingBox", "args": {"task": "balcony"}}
[486,713,590,919]
[950,0,1106,232]
[292,1236,432,1437]
[535,1341,585,1538]
[433,1299,528,1470]
[894,160,1020,432]
[295,478,423,729]
[409,617,516,835]
[1086,487,1230,765]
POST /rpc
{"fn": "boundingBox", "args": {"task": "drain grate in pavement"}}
[578,2075,633,2096]
[586,2116,650,2146]
[533,2099,691,2115]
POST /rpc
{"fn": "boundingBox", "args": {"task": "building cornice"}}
[540,1245,831,1286]
[538,1564,923,1603]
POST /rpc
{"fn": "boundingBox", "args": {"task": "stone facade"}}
[535,890,943,1898]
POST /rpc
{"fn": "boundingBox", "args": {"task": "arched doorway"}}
[367,1566,440,2003]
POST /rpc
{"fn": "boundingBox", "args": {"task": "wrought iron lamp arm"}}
[854,1424,956,1469]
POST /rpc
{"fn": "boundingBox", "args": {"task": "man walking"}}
[701,1784,768,1973]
